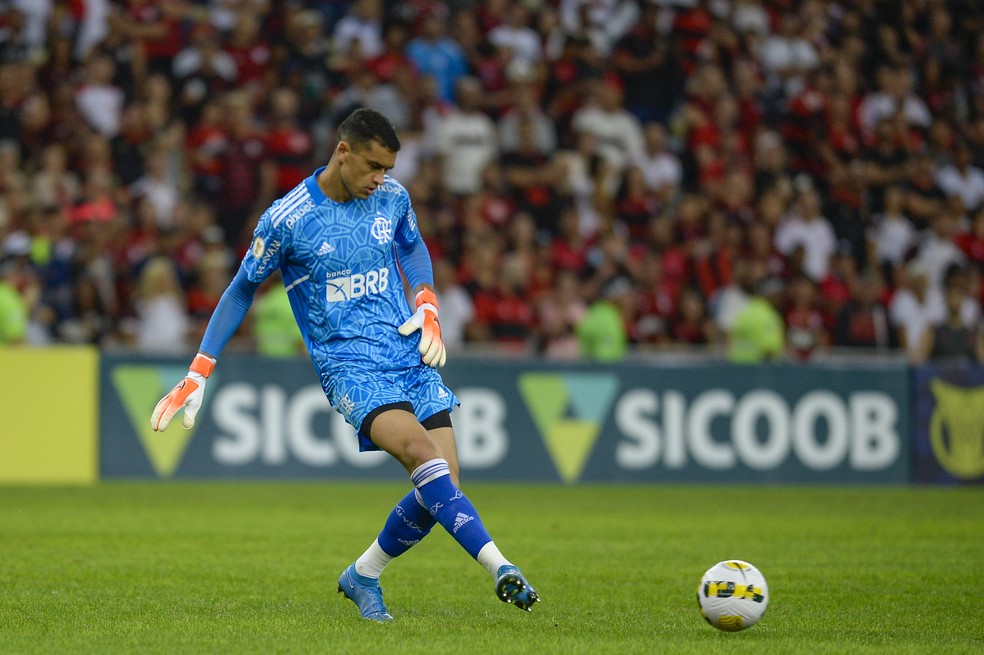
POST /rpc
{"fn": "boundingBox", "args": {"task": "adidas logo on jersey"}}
[317,241,335,256]
[452,512,474,534]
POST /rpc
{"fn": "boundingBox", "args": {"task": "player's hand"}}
[398,288,446,367]
[150,353,216,431]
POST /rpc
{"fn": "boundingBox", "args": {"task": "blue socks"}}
[410,458,493,559]
[376,489,437,557]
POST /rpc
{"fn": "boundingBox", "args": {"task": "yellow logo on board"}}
[112,366,201,477]
[517,373,619,483]
[929,380,984,480]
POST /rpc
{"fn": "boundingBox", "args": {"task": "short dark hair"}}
[337,108,400,152]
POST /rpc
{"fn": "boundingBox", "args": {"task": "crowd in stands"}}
[1,0,983,364]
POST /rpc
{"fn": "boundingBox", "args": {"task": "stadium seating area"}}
[1,0,983,361]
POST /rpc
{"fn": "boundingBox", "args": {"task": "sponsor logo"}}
[251,237,265,258]
[396,506,430,533]
[326,267,390,302]
[929,380,984,479]
[452,512,474,533]
[111,365,204,477]
[259,239,282,269]
[317,241,334,257]
[518,373,620,483]
[284,199,315,229]
[371,214,392,244]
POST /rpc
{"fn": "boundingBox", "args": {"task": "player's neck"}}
[317,163,353,203]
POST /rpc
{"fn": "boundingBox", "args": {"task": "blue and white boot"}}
[337,563,394,622]
[495,565,540,612]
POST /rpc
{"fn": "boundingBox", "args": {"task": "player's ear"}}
[337,140,350,161]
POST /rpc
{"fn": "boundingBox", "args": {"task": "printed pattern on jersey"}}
[241,170,424,370]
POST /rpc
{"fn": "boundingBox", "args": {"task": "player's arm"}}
[394,209,446,367]
[151,267,261,431]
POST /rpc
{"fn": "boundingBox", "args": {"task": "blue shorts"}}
[322,363,460,451]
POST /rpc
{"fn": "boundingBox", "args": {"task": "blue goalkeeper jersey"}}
[241,168,424,371]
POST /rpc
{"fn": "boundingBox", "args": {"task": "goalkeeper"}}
[150,109,538,622]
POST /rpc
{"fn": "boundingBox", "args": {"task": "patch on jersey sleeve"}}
[251,236,266,259]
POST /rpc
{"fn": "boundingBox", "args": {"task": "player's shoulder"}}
[375,175,409,200]
[259,181,320,233]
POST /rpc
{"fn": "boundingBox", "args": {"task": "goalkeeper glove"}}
[398,288,446,367]
[150,353,216,431]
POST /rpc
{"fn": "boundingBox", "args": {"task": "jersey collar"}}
[306,166,328,204]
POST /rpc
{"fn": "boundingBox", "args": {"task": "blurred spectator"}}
[264,87,316,195]
[833,270,894,351]
[912,265,984,364]
[712,255,760,338]
[936,142,984,215]
[571,78,644,174]
[333,0,385,62]
[434,77,498,196]
[757,13,819,100]
[253,278,305,357]
[223,10,272,94]
[913,208,967,291]
[130,147,180,230]
[671,285,717,346]
[487,1,542,66]
[0,256,28,345]
[631,122,682,201]
[557,0,638,58]
[784,274,827,361]
[868,186,916,274]
[773,186,837,282]
[501,120,565,234]
[611,2,678,125]
[576,275,631,361]
[534,267,584,358]
[172,22,238,123]
[433,257,473,351]
[214,90,276,250]
[728,275,785,364]
[405,12,468,103]
[75,53,125,138]
[55,275,114,345]
[498,83,556,156]
[32,143,80,208]
[128,256,189,354]
[858,65,931,138]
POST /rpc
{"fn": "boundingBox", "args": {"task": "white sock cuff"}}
[410,458,450,488]
[477,541,511,578]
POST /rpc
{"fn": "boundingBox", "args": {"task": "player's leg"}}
[370,409,540,611]
[338,403,438,622]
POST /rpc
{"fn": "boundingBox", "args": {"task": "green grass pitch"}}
[1,483,982,654]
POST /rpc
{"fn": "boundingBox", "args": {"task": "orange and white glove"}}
[398,288,446,367]
[150,353,216,431]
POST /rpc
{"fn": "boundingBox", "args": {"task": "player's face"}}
[338,139,396,200]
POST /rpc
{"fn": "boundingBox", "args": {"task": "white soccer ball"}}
[696,560,769,632]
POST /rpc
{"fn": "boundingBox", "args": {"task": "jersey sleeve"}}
[393,187,434,289]
[393,187,420,248]
[241,203,292,284]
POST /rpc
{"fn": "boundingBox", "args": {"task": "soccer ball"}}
[696,560,769,632]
